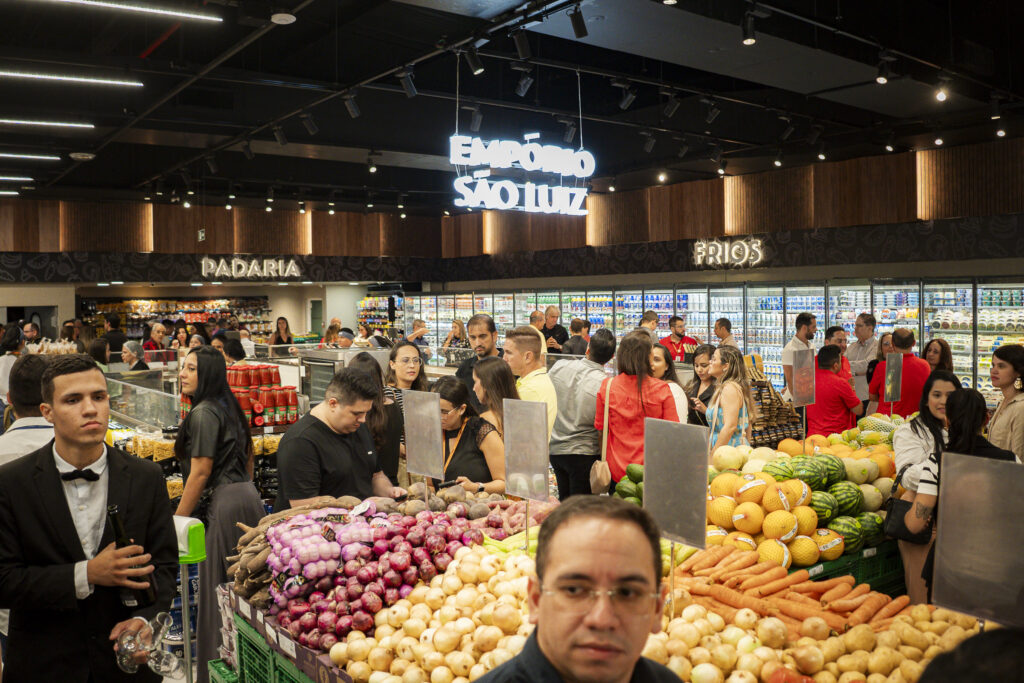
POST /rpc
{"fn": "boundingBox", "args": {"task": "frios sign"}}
[449,133,594,216]
[693,238,765,268]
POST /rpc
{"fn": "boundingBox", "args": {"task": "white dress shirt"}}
[0,417,55,466]
[667,381,690,423]
[781,335,814,401]
[53,445,109,600]
[846,336,878,400]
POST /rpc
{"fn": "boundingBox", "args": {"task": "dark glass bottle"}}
[107,504,157,608]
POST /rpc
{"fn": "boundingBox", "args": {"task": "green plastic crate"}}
[797,552,858,580]
[234,614,274,683]
[274,650,313,683]
[209,659,239,683]
[855,540,903,586]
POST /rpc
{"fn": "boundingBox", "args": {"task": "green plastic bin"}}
[273,651,313,683]
[209,659,239,683]
[234,614,274,683]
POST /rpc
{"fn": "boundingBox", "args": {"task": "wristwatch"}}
[477,483,485,493]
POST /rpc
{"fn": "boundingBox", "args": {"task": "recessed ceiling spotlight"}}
[741,13,756,46]
[773,150,783,167]
[996,128,1006,138]
[657,172,667,183]
[875,61,890,85]
[935,76,950,102]
[270,9,296,24]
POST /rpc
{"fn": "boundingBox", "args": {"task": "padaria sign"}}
[449,132,594,216]
[693,238,765,268]
[200,256,302,280]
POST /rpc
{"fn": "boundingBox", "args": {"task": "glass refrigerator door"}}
[828,282,872,338]
[746,285,785,390]
[514,292,536,327]
[404,295,421,337]
[454,294,474,324]
[587,291,613,330]
[561,291,587,325]
[493,293,515,338]
[923,283,973,389]
[710,287,744,351]
[536,291,560,316]
[421,295,440,347]
[976,283,1024,405]
[473,293,493,318]
[873,282,921,338]
[614,290,643,339]
[675,287,710,342]
[785,285,827,347]
[644,289,674,338]
[435,295,454,347]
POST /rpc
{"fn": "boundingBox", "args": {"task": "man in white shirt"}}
[782,312,817,402]
[0,354,54,466]
[714,318,738,348]
[845,313,879,408]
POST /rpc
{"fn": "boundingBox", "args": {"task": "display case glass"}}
[644,289,674,338]
[710,286,744,351]
[561,291,587,325]
[923,283,974,388]
[786,284,827,347]
[536,291,560,320]
[493,292,515,338]
[828,282,871,338]
[106,378,180,431]
[976,283,1024,405]
[586,291,613,330]
[514,292,536,327]
[746,285,785,390]
[419,295,440,347]
[454,294,474,325]
[873,282,921,338]
[675,287,710,342]
[614,290,643,339]
[404,295,422,337]
[472,293,493,318]
[436,295,455,348]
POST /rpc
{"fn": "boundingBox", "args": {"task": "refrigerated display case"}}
[454,293,474,325]
[828,282,871,337]
[644,289,674,338]
[675,287,710,342]
[746,286,785,390]
[587,291,613,330]
[493,292,515,338]
[614,290,643,339]
[873,282,920,338]
[515,292,536,327]
[710,287,744,351]
[473,293,493,318]
[924,283,974,387]
[435,295,454,348]
[404,295,422,337]
[976,283,1024,405]
[786,284,827,347]
[561,291,587,324]
[420,295,440,347]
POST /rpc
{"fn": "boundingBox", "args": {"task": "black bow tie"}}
[61,469,99,482]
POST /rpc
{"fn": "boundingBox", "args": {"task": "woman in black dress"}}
[175,346,264,683]
[686,344,718,427]
[432,376,505,494]
[347,352,404,487]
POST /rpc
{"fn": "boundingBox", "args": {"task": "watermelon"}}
[816,453,846,487]
[857,512,885,547]
[792,457,829,491]
[828,516,864,555]
[829,481,865,517]
[809,491,839,526]
[762,460,794,482]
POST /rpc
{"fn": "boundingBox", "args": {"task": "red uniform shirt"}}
[659,335,699,363]
[143,339,162,352]
[595,374,679,482]
[807,367,861,436]
[868,353,932,417]
[839,355,852,383]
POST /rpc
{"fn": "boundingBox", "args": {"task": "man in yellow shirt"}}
[504,326,557,437]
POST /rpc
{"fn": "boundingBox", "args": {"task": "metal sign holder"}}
[403,389,444,507]
[791,348,816,438]
[503,398,550,550]
[883,352,903,416]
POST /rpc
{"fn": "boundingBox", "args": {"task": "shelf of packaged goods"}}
[644,291,674,338]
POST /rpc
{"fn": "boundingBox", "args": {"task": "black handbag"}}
[882,463,933,544]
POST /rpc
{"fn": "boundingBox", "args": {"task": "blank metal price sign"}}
[884,352,903,404]
[643,418,709,548]
[932,454,1024,628]
[791,348,816,408]
[403,389,443,480]
[503,398,550,502]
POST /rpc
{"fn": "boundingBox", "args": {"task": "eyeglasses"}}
[396,357,421,366]
[540,583,660,614]
[440,407,462,416]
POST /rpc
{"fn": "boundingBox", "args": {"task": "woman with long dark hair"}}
[472,356,519,436]
[922,338,955,374]
[891,369,958,605]
[269,316,293,346]
[686,343,717,427]
[189,321,211,345]
[87,338,110,371]
[707,345,755,452]
[432,376,505,494]
[384,340,429,410]
[650,343,689,422]
[347,352,404,486]
[988,344,1024,460]
[595,331,679,485]
[175,346,264,683]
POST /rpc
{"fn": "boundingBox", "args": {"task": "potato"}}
[885,670,906,683]
[867,675,888,683]
[875,631,900,651]
[894,624,929,651]
[898,659,923,683]
[843,625,877,653]
[867,647,902,676]
[813,673,839,683]
[923,632,940,646]
[916,621,949,635]
[923,646,943,661]
[837,653,867,674]
[953,613,977,630]
[893,615,914,626]
[937,625,966,651]
[838,673,867,683]
[897,646,922,661]
[930,608,954,623]
[822,636,846,663]
[826,662,840,677]
[908,605,932,623]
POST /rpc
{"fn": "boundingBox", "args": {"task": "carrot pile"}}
[674,546,916,639]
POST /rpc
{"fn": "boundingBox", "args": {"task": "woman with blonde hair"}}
[320,323,341,348]
[443,319,470,349]
[707,345,755,452]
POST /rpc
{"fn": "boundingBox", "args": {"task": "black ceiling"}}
[0,0,1019,214]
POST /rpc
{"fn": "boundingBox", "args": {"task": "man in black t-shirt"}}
[541,306,569,353]
[102,313,128,353]
[274,368,405,511]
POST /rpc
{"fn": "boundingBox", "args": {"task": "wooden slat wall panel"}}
[152,204,234,253]
[442,214,483,257]
[724,166,812,235]
[0,199,33,251]
[527,212,586,251]
[37,200,60,251]
[349,214,381,257]
[917,138,1024,220]
[482,211,527,254]
[648,180,725,240]
[586,189,649,246]
[813,153,915,228]
[380,214,441,257]
[312,212,354,256]
[233,207,311,255]
[60,202,152,252]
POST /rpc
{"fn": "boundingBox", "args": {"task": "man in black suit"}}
[0,354,177,682]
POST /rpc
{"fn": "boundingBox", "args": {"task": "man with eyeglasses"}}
[476,496,675,683]
[846,313,878,411]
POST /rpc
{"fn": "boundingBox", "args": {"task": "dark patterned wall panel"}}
[152,204,234,254]
[649,180,725,241]
[725,166,813,234]
[60,202,153,252]
[587,189,649,245]
[917,138,1024,220]
[379,214,442,257]
[813,153,915,228]
[233,207,311,255]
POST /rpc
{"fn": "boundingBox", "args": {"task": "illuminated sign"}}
[200,257,302,279]
[693,238,764,268]
[449,133,594,216]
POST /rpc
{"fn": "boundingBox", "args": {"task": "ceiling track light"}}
[227,182,236,200]
[465,48,485,76]
[816,142,827,160]
[343,93,361,119]
[265,205,272,212]
[299,201,306,214]
[182,200,191,209]
[396,69,417,98]
[773,150,783,167]
[514,70,535,97]
[512,30,531,60]
[703,98,720,124]
[301,113,318,135]
[663,92,681,118]
[807,125,823,145]
[52,0,221,22]
[273,125,287,146]
[367,153,379,173]
[398,194,406,209]
[618,87,637,111]
[568,4,588,39]
[205,156,218,175]
[935,76,951,102]
[884,132,895,152]
[741,12,756,46]
[464,106,483,132]
[990,96,1002,120]
[717,159,728,175]
[0,68,142,87]
[561,119,577,143]
[242,140,255,160]
[266,187,274,203]
[641,132,656,154]
[875,60,890,85]
[607,178,616,192]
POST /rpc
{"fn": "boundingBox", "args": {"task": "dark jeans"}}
[551,453,600,501]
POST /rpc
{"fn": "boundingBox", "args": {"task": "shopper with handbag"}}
[888,370,958,604]
[707,345,755,453]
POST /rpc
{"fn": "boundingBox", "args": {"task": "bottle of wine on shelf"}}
[106,504,157,609]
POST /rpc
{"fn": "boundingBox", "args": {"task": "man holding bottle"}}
[0,354,177,681]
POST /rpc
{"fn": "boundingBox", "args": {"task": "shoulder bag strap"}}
[891,463,913,498]
[600,378,612,462]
